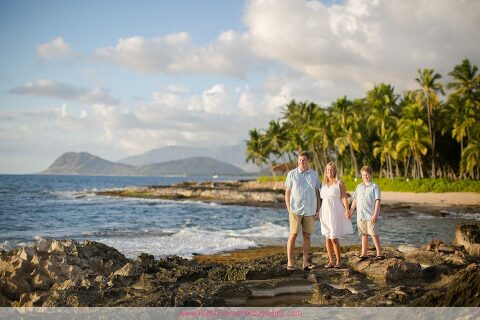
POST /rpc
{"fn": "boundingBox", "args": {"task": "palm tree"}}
[415,68,445,178]
[245,129,268,174]
[264,120,289,174]
[448,59,480,101]
[446,59,480,174]
[461,137,480,179]
[366,83,399,137]
[330,97,361,176]
[396,97,431,179]
[373,129,398,178]
[304,107,332,174]
[442,96,476,156]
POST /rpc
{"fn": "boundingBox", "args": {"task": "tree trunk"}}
[425,93,436,179]
[412,159,417,179]
[349,145,359,177]
[419,160,424,179]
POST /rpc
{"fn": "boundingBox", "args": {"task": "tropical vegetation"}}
[245,59,480,180]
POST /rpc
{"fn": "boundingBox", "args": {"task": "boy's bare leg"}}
[325,237,334,265]
[332,238,341,266]
[302,231,311,267]
[287,233,297,267]
[361,234,369,256]
[372,235,382,256]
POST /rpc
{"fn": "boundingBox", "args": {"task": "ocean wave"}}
[81,229,176,238]
[222,222,289,238]
[96,226,257,259]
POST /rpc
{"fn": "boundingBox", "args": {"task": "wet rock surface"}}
[1,236,479,307]
[455,223,480,256]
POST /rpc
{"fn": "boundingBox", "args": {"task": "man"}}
[285,151,321,271]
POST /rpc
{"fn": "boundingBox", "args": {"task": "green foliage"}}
[257,175,286,183]
[256,175,480,192]
[341,176,480,193]
[245,58,480,179]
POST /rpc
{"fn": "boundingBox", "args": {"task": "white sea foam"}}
[96,227,257,259]
[444,211,480,221]
[0,240,10,250]
[223,222,289,239]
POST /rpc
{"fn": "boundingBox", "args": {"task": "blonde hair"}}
[360,166,373,175]
[323,162,338,185]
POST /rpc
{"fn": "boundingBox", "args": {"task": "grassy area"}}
[257,175,287,183]
[257,175,480,193]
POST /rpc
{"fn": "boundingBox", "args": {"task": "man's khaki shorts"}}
[358,219,379,236]
[289,212,315,234]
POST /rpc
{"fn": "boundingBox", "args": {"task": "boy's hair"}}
[298,151,310,160]
[360,166,373,175]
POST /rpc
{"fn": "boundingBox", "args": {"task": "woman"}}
[320,162,353,268]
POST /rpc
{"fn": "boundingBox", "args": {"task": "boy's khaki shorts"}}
[289,212,315,234]
[358,219,379,236]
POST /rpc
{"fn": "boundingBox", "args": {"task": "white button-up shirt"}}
[285,168,321,216]
[353,182,381,221]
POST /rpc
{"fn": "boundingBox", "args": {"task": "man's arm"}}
[285,188,291,214]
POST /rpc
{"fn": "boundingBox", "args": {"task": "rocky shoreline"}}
[96,180,287,208]
[95,180,480,208]
[1,223,479,307]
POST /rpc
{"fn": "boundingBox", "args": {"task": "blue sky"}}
[1,0,479,173]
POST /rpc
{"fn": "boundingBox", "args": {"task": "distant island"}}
[41,152,246,176]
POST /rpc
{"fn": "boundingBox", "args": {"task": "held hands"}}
[314,211,320,220]
[345,209,352,220]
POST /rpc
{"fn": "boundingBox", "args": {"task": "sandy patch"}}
[381,192,480,206]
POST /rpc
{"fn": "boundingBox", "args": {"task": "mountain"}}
[119,143,259,172]
[135,156,245,176]
[41,152,136,175]
[119,146,211,167]
[41,152,245,176]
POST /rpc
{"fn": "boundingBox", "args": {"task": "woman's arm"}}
[339,180,351,219]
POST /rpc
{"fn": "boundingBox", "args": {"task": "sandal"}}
[358,256,368,261]
[303,264,316,271]
[286,265,296,271]
[324,263,335,269]
[334,265,344,269]
[375,255,385,260]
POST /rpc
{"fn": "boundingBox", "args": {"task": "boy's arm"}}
[285,188,291,214]
[372,199,380,223]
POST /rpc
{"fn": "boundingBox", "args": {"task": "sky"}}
[0,0,479,173]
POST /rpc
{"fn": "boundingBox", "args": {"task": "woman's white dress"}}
[320,181,353,239]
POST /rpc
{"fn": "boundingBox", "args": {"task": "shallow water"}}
[0,174,478,259]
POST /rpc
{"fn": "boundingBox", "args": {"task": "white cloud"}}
[245,0,480,97]
[202,84,228,113]
[94,31,256,77]
[9,80,119,105]
[37,37,72,59]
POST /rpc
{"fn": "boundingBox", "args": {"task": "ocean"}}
[0,174,478,259]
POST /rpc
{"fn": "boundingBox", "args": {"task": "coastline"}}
[96,180,480,207]
[1,225,479,307]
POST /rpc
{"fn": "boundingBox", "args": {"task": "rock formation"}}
[1,223,479,307]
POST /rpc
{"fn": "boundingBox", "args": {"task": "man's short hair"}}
[298,151,310,160]
[361,166,373,175]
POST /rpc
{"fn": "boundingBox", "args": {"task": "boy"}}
[350,166,383,260]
